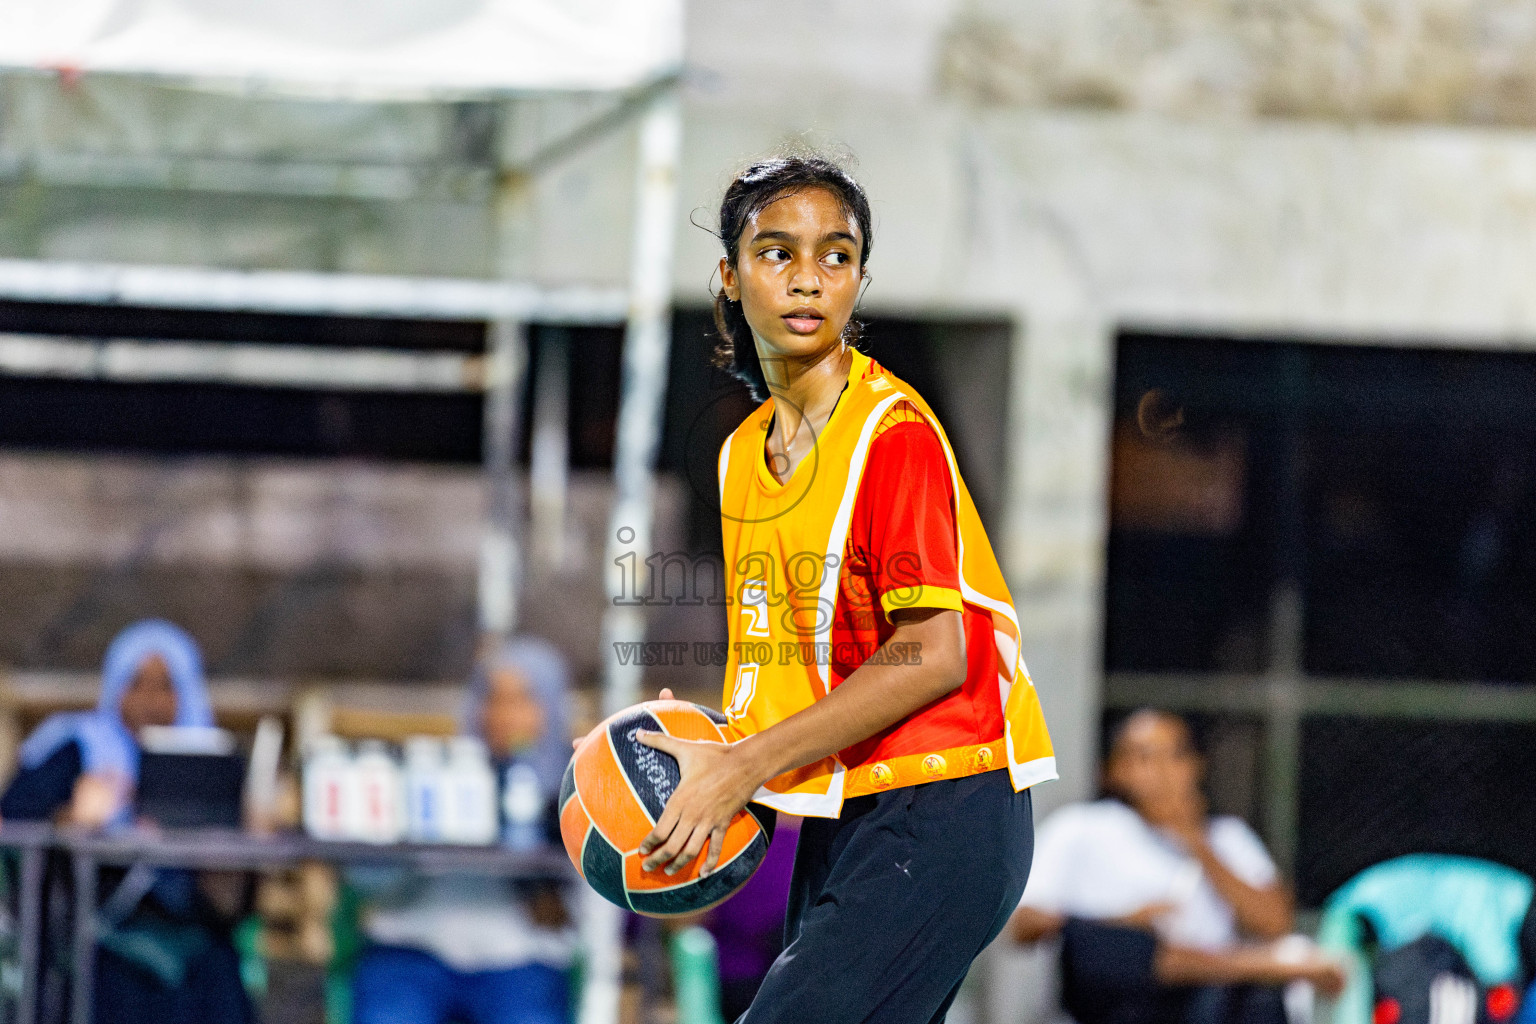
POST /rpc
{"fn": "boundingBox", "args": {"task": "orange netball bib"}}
[717,349,1055,817]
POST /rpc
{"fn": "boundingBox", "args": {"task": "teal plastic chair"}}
[1317,855,1534,1024]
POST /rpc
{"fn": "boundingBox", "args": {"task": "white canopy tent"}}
[0,6,684,1024]
[0,0,682,98]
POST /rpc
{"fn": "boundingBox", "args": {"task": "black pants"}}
[94,939,253,1024]
[739,770,1035,1024]
[1060,918,1286,1024]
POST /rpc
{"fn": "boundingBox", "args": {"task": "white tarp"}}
[0,0,683,97]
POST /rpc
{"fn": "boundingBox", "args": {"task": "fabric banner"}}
[0,0,682,97]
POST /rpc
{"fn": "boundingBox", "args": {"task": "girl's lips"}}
[782,315,824,335]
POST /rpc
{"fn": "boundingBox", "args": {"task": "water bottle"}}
[350,740,406,845]
[502,761,544,850]
[444,736,497,845]
[404,736,448,843]
[671,927,726,1024]
[301,736,351,841]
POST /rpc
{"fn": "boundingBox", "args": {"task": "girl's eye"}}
[824,251,850,266]
[761,247,789,261]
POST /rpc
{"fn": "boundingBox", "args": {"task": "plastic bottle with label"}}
[443,736,497,845]
[403,736,448,844]
[302,736,351,841]
[350,739,406,845]
[502,761,545,850]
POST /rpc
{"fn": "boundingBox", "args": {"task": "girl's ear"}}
[719,256,739,301]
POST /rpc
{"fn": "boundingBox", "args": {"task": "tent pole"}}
[581,89,683,1024]
[530,327,571,570]
[478,317,528,642]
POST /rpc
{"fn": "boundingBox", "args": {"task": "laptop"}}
[136,726,247,829]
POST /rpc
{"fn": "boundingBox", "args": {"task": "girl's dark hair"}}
[710,156,874,401]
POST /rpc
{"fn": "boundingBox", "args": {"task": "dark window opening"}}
[1106,335,1286,674]
[1297,717,1536,906]
[538,324,625,470]
[0,299,486,351]
[0,304,630,466]
[1108,332,1536,682]
[0,376,484,463]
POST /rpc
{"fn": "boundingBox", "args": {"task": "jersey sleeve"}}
[850,406,964,623]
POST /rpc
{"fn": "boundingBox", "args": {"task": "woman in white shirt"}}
[1011,710,1344,1024]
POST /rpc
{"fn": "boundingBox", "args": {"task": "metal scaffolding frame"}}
[0,258,628,321]
[0,73,683,1024]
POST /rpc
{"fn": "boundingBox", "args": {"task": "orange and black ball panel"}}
[558,699,775,916]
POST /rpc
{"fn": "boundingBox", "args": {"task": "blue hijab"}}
[18,619,214,782]
[462,637,572,799]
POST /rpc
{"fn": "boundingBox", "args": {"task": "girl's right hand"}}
[571,688,676,749]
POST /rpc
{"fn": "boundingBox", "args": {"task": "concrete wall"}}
[0,452,686,684]
[944,0,1536,125]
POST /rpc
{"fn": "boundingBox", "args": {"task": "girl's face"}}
[720,187,864,374]
[481,667,546,758]
[119,654,179,734]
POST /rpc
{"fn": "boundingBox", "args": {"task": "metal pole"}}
[0,333,481,392]
[1263,584,1304,877]
[69,853,94,1024]
[530,328,571,571]
[0,259,626,323]
[478,318,529,640]
[580,91,683,1024]
[1262,349,1309,878]
[15,845,43,1024]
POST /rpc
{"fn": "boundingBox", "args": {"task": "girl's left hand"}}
[635,732,764,877]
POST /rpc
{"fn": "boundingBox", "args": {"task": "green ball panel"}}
[581,826,629,910]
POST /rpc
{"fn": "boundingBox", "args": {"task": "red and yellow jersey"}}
[717,348,1056,818]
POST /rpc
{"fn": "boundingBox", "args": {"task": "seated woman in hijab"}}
[1,619,254,1024]
[350,637,578,1024]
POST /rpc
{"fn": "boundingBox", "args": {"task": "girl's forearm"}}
[733,608,967,786]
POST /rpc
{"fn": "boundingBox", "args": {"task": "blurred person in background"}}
[0,619,253,1024]
[349,637,577,1024]
[1010,709,1345,1024]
